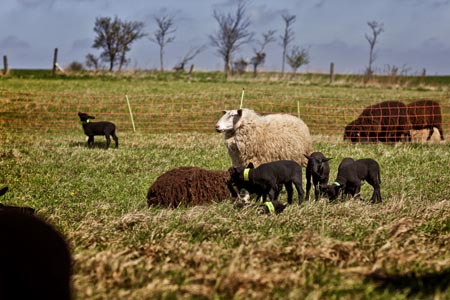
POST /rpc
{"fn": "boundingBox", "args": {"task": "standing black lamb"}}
[344,101,410,143]
[228,160,304,204]
[407,100,444,141]
[320,158,382,203]
[78,112,119,149]
[304,152,332,201]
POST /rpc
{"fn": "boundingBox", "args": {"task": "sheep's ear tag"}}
[81,120,90,124]
[264,201,275,214]
[243,168,250,181]
[333,181,341,186]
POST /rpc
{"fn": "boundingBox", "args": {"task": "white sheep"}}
[215,108,313,167]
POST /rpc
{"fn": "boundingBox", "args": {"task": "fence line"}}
[1,90,449,143]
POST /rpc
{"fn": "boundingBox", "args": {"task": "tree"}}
[365,20,384,76]
[250,30,276,77]
[173,45,206,72]
[85,53,101,70]
[286,45,310,75]
[280,13,296,75]
[209,0,254,78]
[149,15,176,72]
[92,16,145,71]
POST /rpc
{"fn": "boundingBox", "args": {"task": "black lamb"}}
[228,160,304,204]
[304,152,332,201]
[320,158,382,203]
[78,112,118,149]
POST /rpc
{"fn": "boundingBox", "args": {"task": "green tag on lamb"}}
[243,168,250,181]
[264,201,275,214]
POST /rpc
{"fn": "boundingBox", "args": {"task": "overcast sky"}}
[1,0,450,75]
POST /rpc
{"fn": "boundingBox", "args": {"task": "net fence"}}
[1,89,449,143]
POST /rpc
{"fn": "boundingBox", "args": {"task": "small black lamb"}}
[320,158,382,203]
[0,186,35,215]
[78,112,118,149]
[228,160,304,204]
[304,152,332,201]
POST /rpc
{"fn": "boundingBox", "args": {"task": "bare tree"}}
[209,0,254,78]
[365,20,384,76]
[280,13,296,75]
[118,20,146,71]
[173,45,207,72]
[85,53,101,70]
[250,30,276,77]
[92,16,145,72]
[286,45,310,75]
[149,15,176,72]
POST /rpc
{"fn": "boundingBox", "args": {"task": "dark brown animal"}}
[147,167,232,208]
[407,100,444,141]
[344,101,411,143]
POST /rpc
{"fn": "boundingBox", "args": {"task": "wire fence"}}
[1,89,449,143]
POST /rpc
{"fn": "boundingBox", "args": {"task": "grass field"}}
[1,71,450,299]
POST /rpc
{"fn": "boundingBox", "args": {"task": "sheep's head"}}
[78,112,96,123]
[304,155,332,177]
[320,183,341,201]
[215,109,243,133]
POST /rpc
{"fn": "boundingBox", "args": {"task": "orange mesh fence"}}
[1,90,449,142]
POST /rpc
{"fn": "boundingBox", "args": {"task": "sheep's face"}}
[305,155,331,178]
[78,112,96,122]
[215,109,243,132]
[228,166,246,184]
[320,184,341,201]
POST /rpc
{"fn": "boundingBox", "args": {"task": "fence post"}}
[3,55,8,75]
[52,48,58,76]
[329,62,334,83]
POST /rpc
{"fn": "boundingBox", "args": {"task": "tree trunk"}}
[160,47,164,72]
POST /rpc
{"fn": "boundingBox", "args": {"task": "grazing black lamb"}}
[228,160,304,204]
[78,112,118,149]
[320,158,382,203]
[304,152,332,201]
[0,186,35,215]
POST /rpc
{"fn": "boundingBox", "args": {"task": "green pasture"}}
[1,72,450,299]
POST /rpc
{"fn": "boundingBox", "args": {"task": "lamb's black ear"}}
[304,154,311,160]
[237,109,243,116]
[222,110,227,115]
[247,162,254,169]
[88,115,96,119]
[0,186,8,196]
[323,157,333,162]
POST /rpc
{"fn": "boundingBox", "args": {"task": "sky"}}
[1,0,450,75]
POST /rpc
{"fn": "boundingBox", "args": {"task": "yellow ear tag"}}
[264,201,275,214]
[243,168,250,181]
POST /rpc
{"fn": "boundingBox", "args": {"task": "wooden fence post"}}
[3,55,8,75]
[329,62,334,83]
[52,48,58,75]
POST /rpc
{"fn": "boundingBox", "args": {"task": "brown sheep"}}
[344,100,410,143]
[407,100,444,141]
[147,167,232,208]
